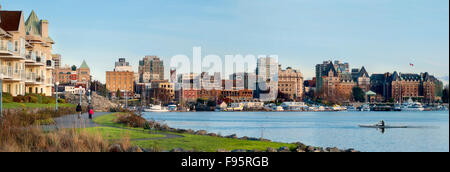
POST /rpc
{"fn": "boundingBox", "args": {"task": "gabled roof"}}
[79,60,89,69]
[0,11,22,31]
[359,66,369,77]
[392,71,401,81]
[25,10,54,43]
[325,62,338,77]
[25,10,41,36]
[422,72,436,82]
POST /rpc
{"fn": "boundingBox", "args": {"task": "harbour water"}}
[144,111,449,152]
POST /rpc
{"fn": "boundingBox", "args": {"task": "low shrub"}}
[2,92,13,103]
[9,93,65,104]
[115,113,147,128]
[2,107,76,127]
[58,98,65,103]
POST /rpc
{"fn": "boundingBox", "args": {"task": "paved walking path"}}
[42,112,183,141]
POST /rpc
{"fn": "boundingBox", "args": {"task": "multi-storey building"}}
[315,60,350,94]
[371,72,438,103]
[138,56,164,83]
[52,54,61,69]
[303,77,316,95]
[278,66,304,101]
[24,10,54,95]
[1,9,55,96]
[255,57,278,101]
[0,10,27,96]
[114,58,133,72]
[229,72,257,90]
[320,61,370,102]
[147,80,175,104]
[106,71,134,97]
[77,60,90,84]
[53,65,76,85]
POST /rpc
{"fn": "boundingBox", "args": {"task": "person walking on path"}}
[88,104,94,119]
[76,103,82,119]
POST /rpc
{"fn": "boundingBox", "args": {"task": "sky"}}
[2,0,449,84]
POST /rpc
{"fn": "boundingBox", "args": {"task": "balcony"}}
[36,75,45,83]
[0,65,13,79]
[26,72,37,83]
[26,55,44,66]
[0,41,14,55]
[25,52,37,62]
[0,66,25,81]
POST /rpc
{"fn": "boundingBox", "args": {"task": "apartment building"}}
[24,11,54,96]
[0,9,55,97]
[0,10,27,96]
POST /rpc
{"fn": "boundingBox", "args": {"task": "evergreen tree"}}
[352,87,365,102]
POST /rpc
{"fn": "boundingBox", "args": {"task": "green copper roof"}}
[25,10,41,36]
[80,60,90,69]
[24,10,54,43]
[366,91,377,96]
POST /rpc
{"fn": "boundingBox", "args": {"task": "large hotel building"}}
[1,9,54,96]
[106,58,134,98]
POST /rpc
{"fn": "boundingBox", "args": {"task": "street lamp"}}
[125,90,128,108]
[0,73,3,119]
[55,82,59,112]
[88,89,91,104]
[79,87,82,106]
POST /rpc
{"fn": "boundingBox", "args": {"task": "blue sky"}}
[3,0,449,83]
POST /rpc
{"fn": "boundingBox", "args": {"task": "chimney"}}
[40,20,49,38]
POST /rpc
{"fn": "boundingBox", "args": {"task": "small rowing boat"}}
[359,125,408,129]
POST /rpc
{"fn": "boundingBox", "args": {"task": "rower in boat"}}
[378,120,385,127]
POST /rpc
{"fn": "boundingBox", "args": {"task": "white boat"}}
[332,105,347,111]
[144,105,169,112]
[401,99,424,111]
[360,104,371,111]
[346,106,357,111]
[275,106,284,111]
[393,104,402,111]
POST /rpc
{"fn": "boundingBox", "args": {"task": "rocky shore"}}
[134,118,358,153]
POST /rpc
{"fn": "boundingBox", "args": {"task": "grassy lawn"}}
[94,113,296,152]
[80,127,166,140]
[133,133,296,152]
[4,103,76,109]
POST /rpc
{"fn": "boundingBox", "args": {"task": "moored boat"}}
[144,105,169,112]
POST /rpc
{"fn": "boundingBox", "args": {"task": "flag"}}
[409,63,414,67]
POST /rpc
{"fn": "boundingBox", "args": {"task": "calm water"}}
[143,111,449,152]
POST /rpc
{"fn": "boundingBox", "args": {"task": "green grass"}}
[4,103,76,109]
[94,113,296,152]
[80,127,166,140]
[133,133,296,152]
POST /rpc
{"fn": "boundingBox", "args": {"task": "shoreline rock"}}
[142,114,357,152]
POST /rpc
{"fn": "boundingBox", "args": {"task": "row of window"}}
[2,83,45,95]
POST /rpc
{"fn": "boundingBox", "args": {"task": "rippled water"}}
[143,111,449,152]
